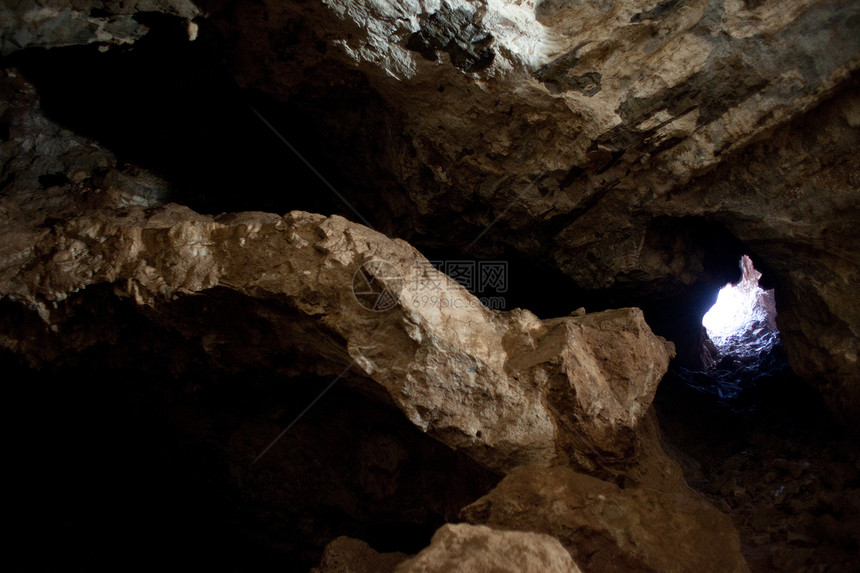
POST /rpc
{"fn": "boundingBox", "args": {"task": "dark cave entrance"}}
[651,251,802,428]
[649,260,859,573]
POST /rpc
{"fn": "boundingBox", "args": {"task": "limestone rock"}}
[199,0,860,268]
[393,523,582,573]
[312,536,409,573]
[0,74,675,473]
[461,465,750,573]
[9,0,856,426]
[0,161,673,474]
[193,0,860,425]
[2,2,854,570]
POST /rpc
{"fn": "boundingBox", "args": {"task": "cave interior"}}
[3,7,859,573]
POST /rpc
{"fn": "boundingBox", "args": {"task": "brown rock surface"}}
[461,465,750,573]
[190,0,860,425]
[5,0,858,424]
[0,159,673,474]
[312,536,409,573]
[394,523,583,573]
[3,1,858,571]
[0,68,676,474]
[1,68,744,570]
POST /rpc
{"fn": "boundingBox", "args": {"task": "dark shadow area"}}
[654,356,860,571]
[3,290,500,572]
[416,244,619,318]
[651,252,860,572]
[656,343,794,426]
[2,12,381,222]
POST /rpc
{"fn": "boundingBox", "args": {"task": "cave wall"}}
[186,0,860,423]
[2,0,860,571]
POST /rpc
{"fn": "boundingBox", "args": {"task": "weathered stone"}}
[461,465,750,573]
[312,536,409,573]
[197,0,860,245]
[2,1,857,569]
[192,0,860,426]
[0,160,673,475]
[406,3,495,72]
[0,0,199,55]
[394,523,582,573]
[648,82,860,423]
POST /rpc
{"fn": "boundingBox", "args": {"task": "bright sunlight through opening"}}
[702,283,756,341]
[702,255,778,352]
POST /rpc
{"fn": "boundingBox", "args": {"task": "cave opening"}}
[653,244,799,427]
[652,255,860,572]
[701,255,779,364]
[695,254,784,400]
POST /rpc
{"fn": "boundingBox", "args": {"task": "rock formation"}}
[191,0,860,424]
[2,0,859,571]
[461,465,749,573]
[0,186,674,473]
[393,523,583,573]
[311,536,409,573]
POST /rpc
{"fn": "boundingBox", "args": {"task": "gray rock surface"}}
[1,0,199,55]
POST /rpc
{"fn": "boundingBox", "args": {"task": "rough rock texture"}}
[0,79,674,473]
[461,465,750,573]
[654,81,860,423]
[394,523,582,573]
[193,0,860,425]
[312,536,409,573]
[0,68,751,570]
[3,1,859,571]
[0,193,673,473]
[6,0,859,423]
[1,0,200,55]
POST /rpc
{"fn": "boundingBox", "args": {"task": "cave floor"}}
[656,371,860,573]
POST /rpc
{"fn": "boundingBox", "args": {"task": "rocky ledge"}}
[2,0,859,570]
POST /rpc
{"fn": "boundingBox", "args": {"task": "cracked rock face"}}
[0,67,740,569]
[3,0,859,570]
[0,72,672,474]
[0,189,673,473]
[195,0,860,424]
